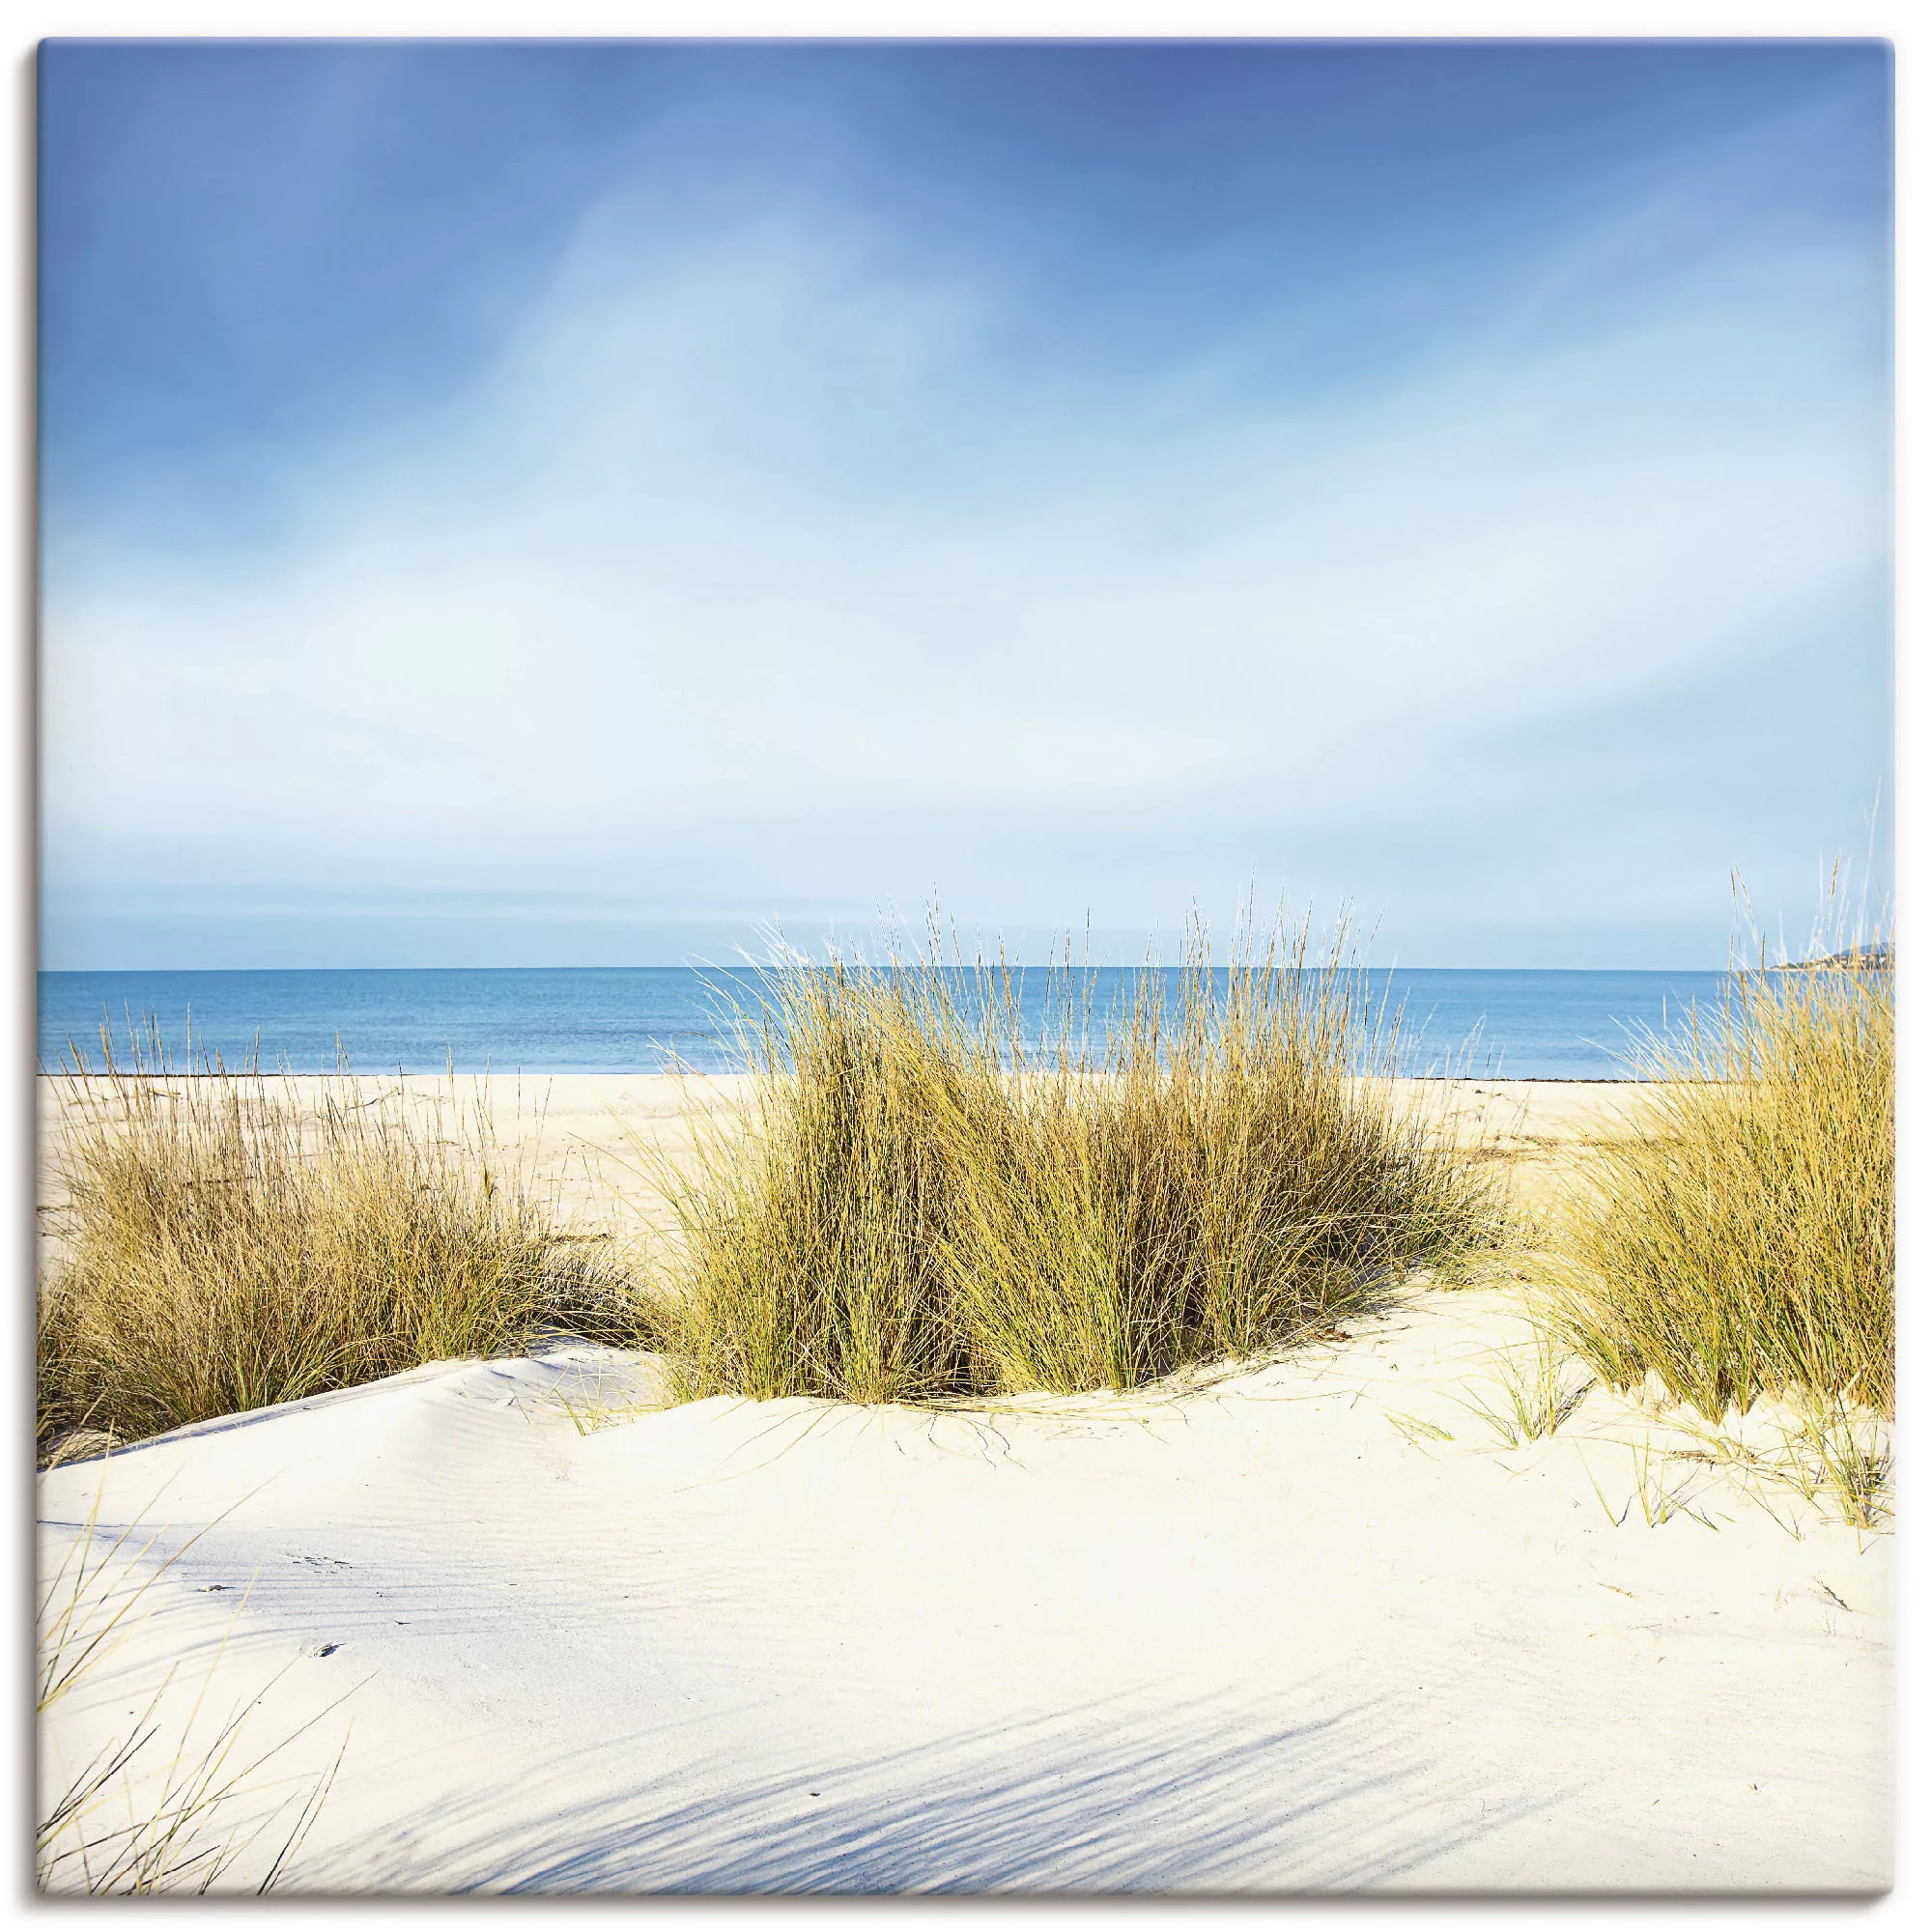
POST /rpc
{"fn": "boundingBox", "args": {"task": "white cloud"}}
[42,183,1888,958]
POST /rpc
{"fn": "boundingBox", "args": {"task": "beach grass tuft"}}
[1550,919,1892,1423]
[36,1030,646,1457]
[642,911,1501,1404]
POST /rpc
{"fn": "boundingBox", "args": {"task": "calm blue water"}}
[37,967,1735,1080]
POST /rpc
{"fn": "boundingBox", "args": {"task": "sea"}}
[36,967,1737,1082]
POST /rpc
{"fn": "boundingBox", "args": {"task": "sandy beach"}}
[36,1076,1892,1893]
[33,1070,1652,1240]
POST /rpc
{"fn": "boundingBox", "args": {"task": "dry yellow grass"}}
[1550,936,1892,1421]
[36,1032,645,1458]
[640,915,1503,1403]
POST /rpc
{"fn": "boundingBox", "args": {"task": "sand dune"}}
[39,1261,1890,1892]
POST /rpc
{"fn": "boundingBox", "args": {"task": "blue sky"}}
[39,40,1892,969]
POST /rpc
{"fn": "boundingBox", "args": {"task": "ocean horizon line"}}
[39,963,1743,1084]
[39,962,1731,978]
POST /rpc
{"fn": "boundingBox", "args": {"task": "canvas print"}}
[35,39,1892,1894]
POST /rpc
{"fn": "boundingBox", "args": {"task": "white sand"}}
[33,1070,759,1251]
[35,1075,1891,1893]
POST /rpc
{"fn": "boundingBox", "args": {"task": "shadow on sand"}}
[301,1682,1563,1894]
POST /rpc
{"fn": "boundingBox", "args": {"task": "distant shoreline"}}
[1769,946,1891,971]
